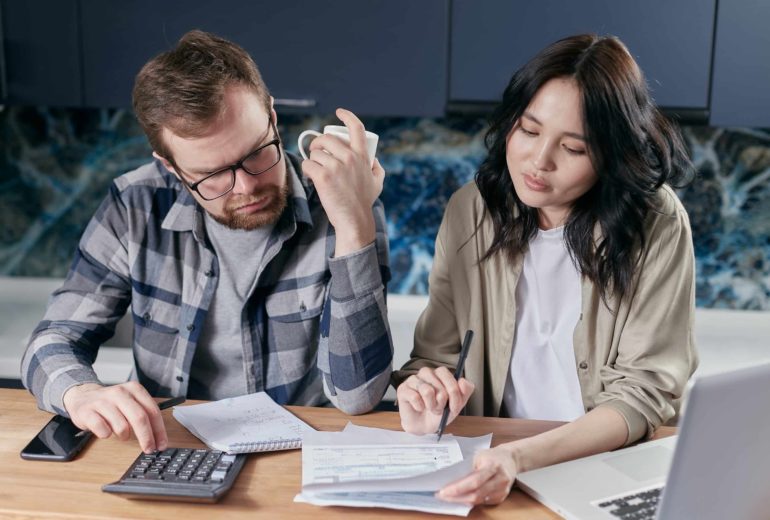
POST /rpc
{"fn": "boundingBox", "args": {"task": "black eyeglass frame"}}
[173,117,282,201]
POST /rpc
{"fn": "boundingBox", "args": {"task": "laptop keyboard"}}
[593,485,664,520]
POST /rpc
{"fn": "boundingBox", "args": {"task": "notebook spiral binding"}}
[231,438,302,453]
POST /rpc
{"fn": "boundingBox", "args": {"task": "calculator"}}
[102,447,246,502]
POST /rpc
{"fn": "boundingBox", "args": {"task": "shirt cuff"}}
[328,242,383,301]
[49,370,102,416]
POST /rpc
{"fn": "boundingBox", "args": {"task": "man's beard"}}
[211,182,290,230]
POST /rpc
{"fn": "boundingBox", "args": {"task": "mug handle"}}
[297,130,322,160]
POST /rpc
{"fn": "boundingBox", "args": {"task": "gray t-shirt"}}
[187,213,272,400]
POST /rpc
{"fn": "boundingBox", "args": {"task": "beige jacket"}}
[393,182,698,445]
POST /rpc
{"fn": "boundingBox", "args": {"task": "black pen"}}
[157,395,186,410]
[436,329,474,443]
[74,395,186,437]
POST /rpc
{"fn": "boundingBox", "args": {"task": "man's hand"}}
[301,108,385,257]
[396,366,475,435]
[62,382,168,454]
[436,445,518,506]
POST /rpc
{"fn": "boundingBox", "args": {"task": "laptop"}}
[516,362,770,519]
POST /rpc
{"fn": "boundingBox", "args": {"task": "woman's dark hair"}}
[475,34,693,300]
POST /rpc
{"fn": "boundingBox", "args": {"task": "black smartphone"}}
[20,414,93,461]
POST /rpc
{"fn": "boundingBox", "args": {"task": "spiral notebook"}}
[172,392,315,453]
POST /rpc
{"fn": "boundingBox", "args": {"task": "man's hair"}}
[132,29,271,160]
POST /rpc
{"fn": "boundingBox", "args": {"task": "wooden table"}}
[0,389,675,519]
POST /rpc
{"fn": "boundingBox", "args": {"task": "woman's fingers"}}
[437,466,496,501]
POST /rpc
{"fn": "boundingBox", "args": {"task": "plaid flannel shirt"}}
[21,152,393,415]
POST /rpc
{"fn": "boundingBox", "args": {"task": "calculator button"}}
[210,470,227,482]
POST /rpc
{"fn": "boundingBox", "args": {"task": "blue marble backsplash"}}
[1,107,769,310]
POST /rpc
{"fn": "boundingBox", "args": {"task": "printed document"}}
[295,423,492,516]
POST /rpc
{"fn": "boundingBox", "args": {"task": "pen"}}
[436,329,474,443]
[157,395,186,410]
[74,395,186,437]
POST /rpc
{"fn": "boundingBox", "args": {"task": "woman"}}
[392,34,697,506]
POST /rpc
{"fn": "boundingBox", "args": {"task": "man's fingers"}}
[96,403,133,441]
[372,157,385,181]
[80,410,112,439]
[126,385,168,452]
[307,134,351,165]
[307,145,342,171]
[335,107,367,154]
[122,383,167,453]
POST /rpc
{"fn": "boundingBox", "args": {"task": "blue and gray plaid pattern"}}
[21,152,393,415]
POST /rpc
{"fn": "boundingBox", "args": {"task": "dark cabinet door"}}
[450,0,715,111]
[0,0,81,106]
[80,0,449,116]
[710,0,770,127]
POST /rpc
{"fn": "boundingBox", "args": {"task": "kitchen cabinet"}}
[710,0,770,127]
[4,1,769,126]
[0,0,81,106]
[79,0,449,116]
[449,0,715,119]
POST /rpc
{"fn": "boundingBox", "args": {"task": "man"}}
[21,30,392,454]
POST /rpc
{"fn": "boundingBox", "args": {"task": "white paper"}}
[172,392,315,452]
[294,490,473,516]
[295,423,493,516]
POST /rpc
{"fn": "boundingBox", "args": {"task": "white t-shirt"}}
[502,225,585,421]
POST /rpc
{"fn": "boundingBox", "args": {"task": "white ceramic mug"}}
[297,125,379,167]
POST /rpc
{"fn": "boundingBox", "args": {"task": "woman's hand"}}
[396,366,475,435]
[436,445,518,506]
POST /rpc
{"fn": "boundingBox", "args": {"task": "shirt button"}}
[204,270,214,277]
[187,324,195,332]
[299,302,307,312]
[579,361,588,370]
[176,376,184,382]
[142,312,151,321]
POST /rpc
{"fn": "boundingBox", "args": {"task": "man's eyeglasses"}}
[174,117,282,201]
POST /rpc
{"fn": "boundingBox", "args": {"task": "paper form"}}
[295,423,493,516]
[302,442,464,484]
